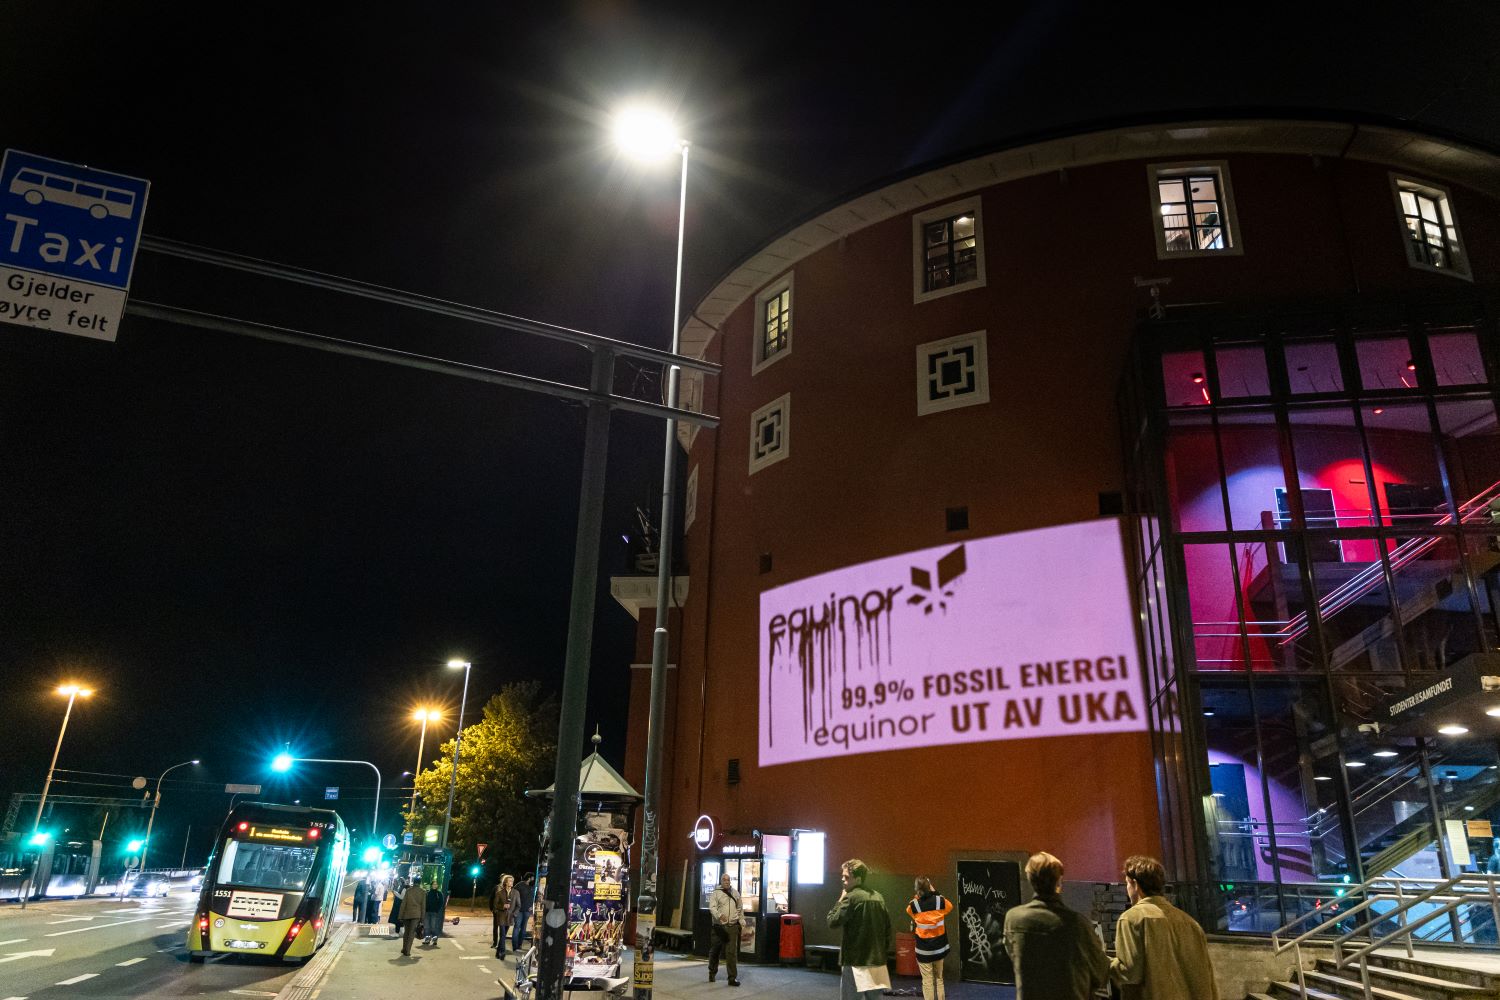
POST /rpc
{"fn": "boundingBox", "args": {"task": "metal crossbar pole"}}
[139,237,718,376]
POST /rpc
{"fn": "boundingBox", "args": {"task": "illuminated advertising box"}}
[759,518,1144,766]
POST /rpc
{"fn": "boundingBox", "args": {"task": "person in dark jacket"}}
[906,876,953,1000]
[423,882,446,946]
[352,878,368,923]
[828,858,892,1000]
[512,871,535,952]
[1002,852,1108,1000]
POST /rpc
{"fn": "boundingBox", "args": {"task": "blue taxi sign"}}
[0,149,149,342]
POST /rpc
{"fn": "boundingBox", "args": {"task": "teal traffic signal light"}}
[362,846,382,865]
[271,752,294,772]
[469,864,480,877]
[28,831,52,847]
[126,839,145,854]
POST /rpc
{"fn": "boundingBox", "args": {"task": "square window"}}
[912,197,986,303]
[748,393,791,475]
[916,331,990,415]
[1283,340,1344,395]
[1429,328,1487,387]
[1392,175,1470,279]
[752,274,794,373]
[1148,162,1242,259]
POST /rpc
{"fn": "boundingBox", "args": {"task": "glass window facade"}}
[1123,303,1500,934]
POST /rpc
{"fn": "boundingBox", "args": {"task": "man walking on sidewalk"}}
[707,872,743,986]
[1111,855,1219,1000]
[398,876,425,957]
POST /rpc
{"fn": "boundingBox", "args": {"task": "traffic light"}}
[126,839,145,854]
[362,846,383,865]
[28,831,52,847]
[469,864,481,878]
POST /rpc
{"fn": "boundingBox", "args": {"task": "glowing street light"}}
[442,660,472,849]
[271,753,383,837]
[410,708,442,816]
[34,683,94,833]
[609,103,690,1000]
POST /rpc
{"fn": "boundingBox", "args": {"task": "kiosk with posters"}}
[691,819,795,964]
[510,734,640,998]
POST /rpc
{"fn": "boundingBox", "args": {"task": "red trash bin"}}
[895,931,918,977]
[779,913,804,965]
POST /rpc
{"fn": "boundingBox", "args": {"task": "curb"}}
[274,922,355,1000]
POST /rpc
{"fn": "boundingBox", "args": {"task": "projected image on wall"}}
[758,518,1145,766]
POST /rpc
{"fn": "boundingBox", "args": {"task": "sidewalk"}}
[306,911,1018,1000]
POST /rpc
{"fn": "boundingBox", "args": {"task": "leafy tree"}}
[407,681,558,878]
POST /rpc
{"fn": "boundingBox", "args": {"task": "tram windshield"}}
[216,840,319,890]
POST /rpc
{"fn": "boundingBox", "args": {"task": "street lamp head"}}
[413,708,441,722]
[446,659,470,670]
[190,759,201,765]
[271,752,294,773]
[612,106,682,162]
[57,684,93,697]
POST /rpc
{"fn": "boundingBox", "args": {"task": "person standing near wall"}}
[1110,855,1219,1000]
[828,859,892,1000]
[1002,852,1108,999]
[906,876,953,1000]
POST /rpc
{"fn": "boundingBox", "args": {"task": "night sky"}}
[2,2,1498,857]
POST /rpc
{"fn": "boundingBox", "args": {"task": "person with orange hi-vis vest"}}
[905,876,953,1000]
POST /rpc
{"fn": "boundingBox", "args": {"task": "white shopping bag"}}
[851,964,892,992]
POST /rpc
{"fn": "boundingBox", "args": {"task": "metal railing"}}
[1270,874,1500,1000]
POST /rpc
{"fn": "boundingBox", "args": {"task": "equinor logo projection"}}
[759,519,1146,766]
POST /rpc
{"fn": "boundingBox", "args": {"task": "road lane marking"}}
[0,949,56,964]
[45,917,92,925]
[55,974,98,985]
[478,964,493,974]
[45,917,150,937]
[461,955,486,959]
[0,938,26,946]
[115,957,147,966]
[2,994,29,999]
[451,939,465,950]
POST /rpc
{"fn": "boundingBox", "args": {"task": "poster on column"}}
[954,860,1021,984]
[759,518,1146,766]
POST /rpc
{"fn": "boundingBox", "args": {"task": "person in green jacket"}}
[1002,852,1108,999]
[1110,855,1219,1000]
[828,858,892,1000]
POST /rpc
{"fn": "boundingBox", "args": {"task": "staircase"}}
[1267,875,1500,1000]
[1252,951,1500,1000]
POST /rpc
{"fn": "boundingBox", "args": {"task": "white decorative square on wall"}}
[916,331,990,416]
[748,393,791,475]
[684,465,699,532]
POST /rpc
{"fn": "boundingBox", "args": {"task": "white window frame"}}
[748,393,791,475]
[912,196,987,304]
[1390,174,1472,281]
[915,330,991,416]
[752,272,794,374]
[1148,161,1243,260]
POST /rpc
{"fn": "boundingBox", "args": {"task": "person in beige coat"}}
[1110,856,1218,1000]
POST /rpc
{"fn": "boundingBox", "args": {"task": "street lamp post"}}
[33,684,93,833]
[442,661,472,849]
[272,754,383,838]
[410,709,441,816]
[611,106,690,1000]
[142,759,200,870]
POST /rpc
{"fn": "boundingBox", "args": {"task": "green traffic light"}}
[28,831,52,847]
[126,839,145,853]
[362,846,382,865]
[470,865,480,877]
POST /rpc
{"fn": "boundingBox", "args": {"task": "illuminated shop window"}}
[1392,176,1470,279]
[748,393,791,475]
[753,274,793,373]
[912,197,986,303]
[1149,162,1241,259]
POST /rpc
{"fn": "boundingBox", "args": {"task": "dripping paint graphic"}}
[766,585,903,746]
